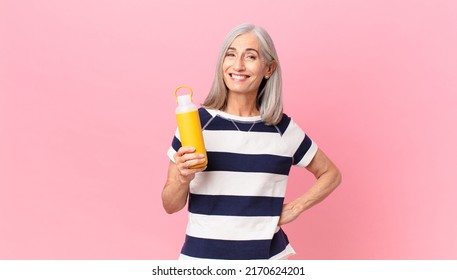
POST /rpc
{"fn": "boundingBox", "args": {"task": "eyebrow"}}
[227,47,260,54]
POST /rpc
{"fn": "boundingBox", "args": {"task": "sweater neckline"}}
[205,108,261,123]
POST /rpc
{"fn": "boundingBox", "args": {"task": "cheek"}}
[259,64,269,75]
[249,62,266,75]
[252,67,266,80]
[222,60,231,72]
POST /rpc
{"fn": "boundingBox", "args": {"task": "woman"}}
[162,23,341,260]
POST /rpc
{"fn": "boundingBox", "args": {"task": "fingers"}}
[174,147,205,165]
[173,146,207,178]
[176,146,196,157]
[278,203,301,226]
[177,162,206,183]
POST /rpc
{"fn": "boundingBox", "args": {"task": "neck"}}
[224,92,259,117]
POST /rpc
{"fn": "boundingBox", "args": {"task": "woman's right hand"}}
[162,146,206,214]
[173,146,207,183]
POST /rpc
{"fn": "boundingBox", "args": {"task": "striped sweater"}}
[167,108,318,260]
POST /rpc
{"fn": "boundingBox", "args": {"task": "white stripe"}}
[167,128,180,162]
[186,213,280,241]
[205,108,261,122]
[169,114,313,159]
[190,171,288,197]
[281,118,308,155]
[169,116,314,161]
[203,130,292,156]
[167,147,176,162]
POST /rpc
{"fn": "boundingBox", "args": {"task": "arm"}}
[279,148,342,225]
[161,146,206,214]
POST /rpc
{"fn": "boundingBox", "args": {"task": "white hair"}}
[203,23,283,125]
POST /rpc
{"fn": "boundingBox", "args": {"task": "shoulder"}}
[274,113,292,135]
[198,107,214,125]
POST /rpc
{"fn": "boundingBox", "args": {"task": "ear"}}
[265,61,276,78]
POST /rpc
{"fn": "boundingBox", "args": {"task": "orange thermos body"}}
[174,86,207,168]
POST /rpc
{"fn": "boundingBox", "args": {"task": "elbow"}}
[161,197,185,215]
[162,202,185,214]
[334,167,342,189]
[162,202,173,214]
[162,200,180,215]
[318,163,342,191]
[163,207,177,215]
[161,186,183,214]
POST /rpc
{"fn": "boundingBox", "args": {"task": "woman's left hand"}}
[278,148,342,226]
[278,201,302,226]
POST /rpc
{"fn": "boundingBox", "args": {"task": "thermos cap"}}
[174,85,193,103]
[177,94,192,105]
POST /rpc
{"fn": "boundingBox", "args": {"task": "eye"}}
[225,52,236,58]
[245,54,257,61]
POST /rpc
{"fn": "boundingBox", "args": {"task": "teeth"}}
[232,74,247,80]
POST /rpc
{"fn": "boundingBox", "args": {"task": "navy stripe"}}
[181,228,290,260]
[204,116,239,131]
[206,152,292,175]
[188,193,284,216]
[250,123,279,133]
[171,136,181,151]
[204,115,280,133]
[198,108,213,127]
[270,228,290,257]
[292,134,313,165]
[275,114,291,135]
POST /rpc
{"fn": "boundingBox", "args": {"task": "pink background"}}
[1,0,456,259]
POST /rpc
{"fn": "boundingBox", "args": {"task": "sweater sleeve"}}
[280,117,318,167]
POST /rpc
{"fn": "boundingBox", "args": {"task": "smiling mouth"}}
[230,74,250,81]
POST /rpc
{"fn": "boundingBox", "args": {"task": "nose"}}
[233,55,245,71]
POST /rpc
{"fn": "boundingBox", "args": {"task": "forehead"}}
[229,33,260,50]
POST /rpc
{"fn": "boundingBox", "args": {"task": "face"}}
[222,33,273,97]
